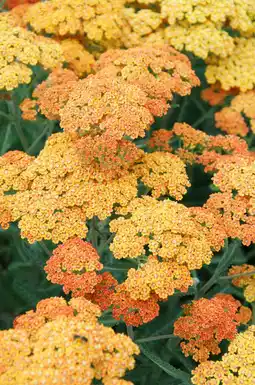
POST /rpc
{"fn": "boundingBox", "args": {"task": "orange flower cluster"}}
[5,0,39,9]
[14,296,101,335]
[201,82,238,106]
[94,45,200,116]
[111,284,160,327]
[60,75,154,139]
[60,39,95,76]
[228,264,255,303]
[0,300,139,385]
[215,90,255,136]
[204,193,255,247]
[86,272,118,311]
[192,325,255,385]
[174,294,251,362]
[148,129,173,152]
[45,238,103,296]
[171,123,254,172]
[20,67,78,121]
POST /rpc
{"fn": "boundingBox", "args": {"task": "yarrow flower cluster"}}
[228,264,255,303]
[192,325,255,385]
[0,297,139,385]
[0,13,63,90]
[174,294,251,362]
[45,238,103,296]
[215,90,255,136]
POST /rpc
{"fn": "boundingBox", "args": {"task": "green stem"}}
[10,94,29,152]
[197,240,239,298]
[91,217,98,249]
[220,270,255,281]
[136,334,176,343]
[27,122,52,154]
[40,241,51,257]
[192,107,215,128]
[127,325,135,340]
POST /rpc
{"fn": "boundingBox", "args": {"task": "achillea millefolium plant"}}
[0,1,254,384]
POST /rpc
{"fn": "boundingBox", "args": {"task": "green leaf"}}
[140,344,191,383]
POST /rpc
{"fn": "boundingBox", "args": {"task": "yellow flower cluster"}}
[110,196,213,269]
[228,264,255,303]
[0,301,139,385]
[192,325,255,385]
[124,256,193,301]
[0,131,190,243]
[24,0,126,45]
[60,39,95,77]
[133,152,190,199]
[206,37,255,91]
[14,297,102,335]
[0,13,63,90]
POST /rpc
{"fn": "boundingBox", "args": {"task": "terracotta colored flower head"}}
[174,294,251,362]
[45,238,103,296]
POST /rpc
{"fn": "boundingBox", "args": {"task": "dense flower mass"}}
[111,283,160,327]
[0,299,139,385]
[24,0,126,45]
[110,196,213,269]
[228,264,255,303]
[13,296,102,334]
[60,75,154,138]
[94,45,200,115]
[174,294,251,362]
[20,67,78,120]
[206,38,255,91]
[192,325,255,385]
[215,90,255,135]
[60,39,95,77]
[45,238,103,296]
[0,13,63,90]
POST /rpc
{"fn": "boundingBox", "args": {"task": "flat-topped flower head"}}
[174,294,251,362]
[0,13,63,90]
[215,90,255,136]
[110,196,213,270]
[45,238,103,296]
[24,0,126,44]
[60,74,154,138]
[95,45,200,115]
[0,311,139,385]
[192,325,255,384]
[20,67,78,121]
[206,37,255,91]
[112,283,160,326]
[124,256,193,301]
[14,296,101,335]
